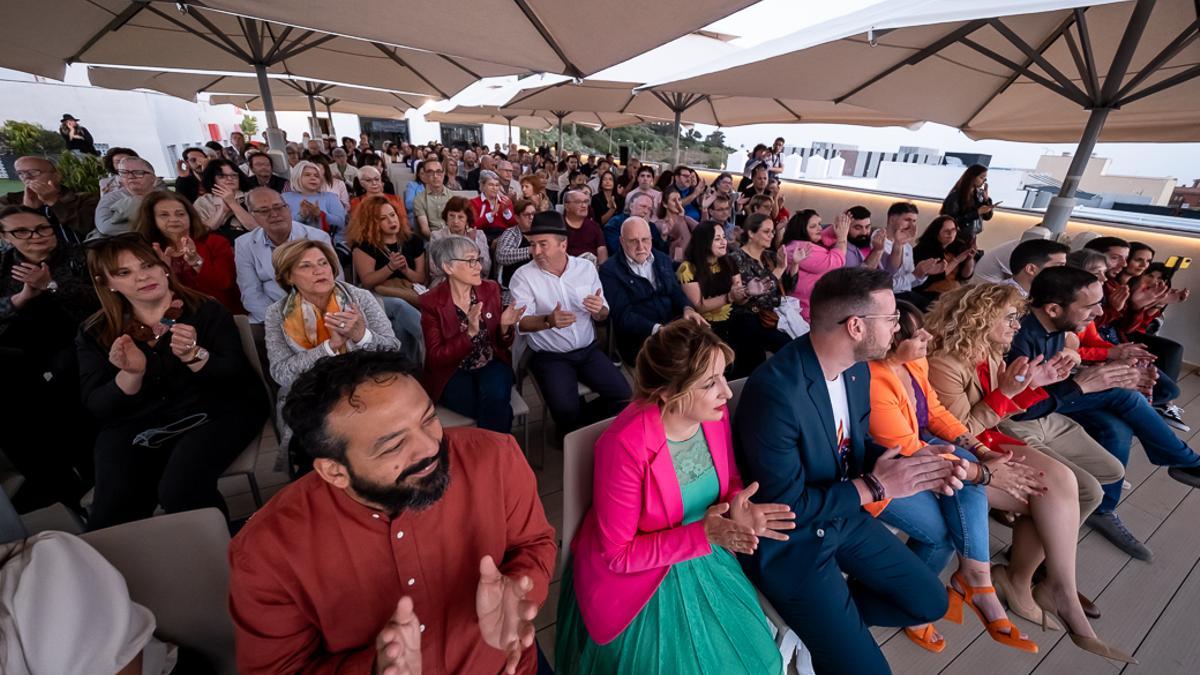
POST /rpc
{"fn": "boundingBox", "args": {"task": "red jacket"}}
[174,233,243,315]
[419,279,513,402]
[469,195,517,233]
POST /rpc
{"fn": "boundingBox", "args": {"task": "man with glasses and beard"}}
[229,350,556,674]
[735,267,967,674]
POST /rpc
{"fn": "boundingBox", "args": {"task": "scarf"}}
[280,281,355,353]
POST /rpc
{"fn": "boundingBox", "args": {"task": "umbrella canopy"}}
[504,79,921,163]
[4,0,517,134]
[644,0,1199,230]
[196,0,758,77]
[87,66,420,135]
[429,104,654,154]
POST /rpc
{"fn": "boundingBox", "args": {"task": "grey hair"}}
[119,156,154,173]
[332,148,348,158]
[479,170,500,186]
[428,235,481,276]
[625,191,653,214]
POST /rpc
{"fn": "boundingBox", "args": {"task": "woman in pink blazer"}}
[555,320,794,674]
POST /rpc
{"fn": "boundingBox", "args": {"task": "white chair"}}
[560,417,612,568]
[81,508,237,675]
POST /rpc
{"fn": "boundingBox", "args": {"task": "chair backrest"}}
[561,417,613,567]
[80,508,236,674]
[449,190,479,200]
[233,315,267,384]
[727,377,748,417]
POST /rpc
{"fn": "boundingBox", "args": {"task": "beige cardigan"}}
[926,351,1037,437]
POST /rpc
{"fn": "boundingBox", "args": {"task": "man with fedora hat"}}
[510,211,631,438]
[58,114,98,156]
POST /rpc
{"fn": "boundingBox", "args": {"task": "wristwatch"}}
[184,347,209,365]
[44,280,59,294]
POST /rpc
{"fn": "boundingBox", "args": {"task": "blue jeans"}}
[1152,368,1180,407]
[440,360,514,433]
[878,446,990,572]
[1057,387,1200,513]
[379,296,424,365]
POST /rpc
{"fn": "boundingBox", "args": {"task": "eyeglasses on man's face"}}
[837,311,901,326]
[16,169,49,180]
[118,169,153,178]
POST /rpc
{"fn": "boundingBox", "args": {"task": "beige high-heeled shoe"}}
[992,564,1060,631]
[1031,585,1137,664]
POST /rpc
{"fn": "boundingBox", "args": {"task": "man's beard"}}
[853,331,890,362]
[348,437,451,515]
[848,234,871,248]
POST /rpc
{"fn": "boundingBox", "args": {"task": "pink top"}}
[785,240,846,320]
[570,401,741,644]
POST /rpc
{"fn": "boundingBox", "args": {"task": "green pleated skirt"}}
[555,547,781,675]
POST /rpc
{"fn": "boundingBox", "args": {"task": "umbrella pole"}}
[1042,107,1110,233]
[253,62,284,152]
[672,109,682,166]
[557,115,564,156]
[324,100,337,138]
[307,94,321,139]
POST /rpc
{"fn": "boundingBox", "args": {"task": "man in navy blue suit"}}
[735,267,967,674]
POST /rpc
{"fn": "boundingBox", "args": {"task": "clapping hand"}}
[500,303,526,329]
[299,199,320,220]
[581,288,605,317]
[996,355,1041,397]
[466,301,483,337]
[1108,284,1131,312]
[168,322,200,361]
[476,556,538,675]
[1131,279,1170,310]
[547,303,576,329]
[869,228,886,251]
[386,251,409,273]
[326,305,366,346]
[702,501,759,554]
[1028,352,1074,388]
[833,212,851,242]
[728,482,795,547]
[1108,342,1153,362]
[11,261,51,292]
[914,257,946,277]
[374,597,422,675]
[108,334,147,374]
[1166,287,1191,304]
[872,446,965,499]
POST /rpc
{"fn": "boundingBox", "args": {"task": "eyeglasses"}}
[360,177,383,183]
[216,172,239,180]
[1003,312,1022,327]
[837,311,901,326]
[15,170,48,180]
[117,169,153,178]
[451,257,483,268]
[250,204,291,216]
[1,224,55,239]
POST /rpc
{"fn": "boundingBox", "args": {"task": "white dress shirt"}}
[510,256,608,354]
[882,238,924,293]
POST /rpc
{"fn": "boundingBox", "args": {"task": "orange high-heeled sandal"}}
[945,571,1038,654]
[903,624,946,653]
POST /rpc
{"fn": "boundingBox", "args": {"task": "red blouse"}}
[172,234,243,314]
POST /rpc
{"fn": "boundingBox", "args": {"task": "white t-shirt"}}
[825,374,852,477]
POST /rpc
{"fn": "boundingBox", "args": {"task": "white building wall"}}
[875,162,1028,208]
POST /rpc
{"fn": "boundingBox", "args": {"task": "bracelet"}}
[863,473,886,502]
[976,462,992,486]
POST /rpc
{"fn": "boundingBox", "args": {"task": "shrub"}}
[0,120,66,157]
[56,151,107,194]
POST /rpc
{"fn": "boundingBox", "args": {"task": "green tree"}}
[704,130,727,147]
[55,151,107,194]
[239,116,258,138]
[0,120,66,156]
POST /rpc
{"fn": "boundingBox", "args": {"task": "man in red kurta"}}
[229,351,556,674]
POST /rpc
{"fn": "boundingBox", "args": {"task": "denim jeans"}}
[878,446,990,572]
[378,295,424,365]
[439,360,515,433]
[1057,387,1200,512]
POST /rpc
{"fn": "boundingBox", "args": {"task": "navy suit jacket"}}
[734,334,887,579]
[599,250,689,350]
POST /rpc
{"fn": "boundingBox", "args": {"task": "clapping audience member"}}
[431,197,491,281]
[676,221,757,378]
[264,239,400,438]
[349,166,408,228]
[590,169,624,229]
[700,172,738,236]
[735,267,964,674]
[136,191,242,314]
[283,160,347,245]
[95,157,159,237]
[925,283,1127,651]
[0,206,98,510]
[510,212,631,437]
[867,301,1037,654]
[77,235,266,529]
[173,148,208,203]
[941,164,995,242]
[879,203,942,307]
[194,159,257,241]
[1007,266,1200,561]
[311,156,350,212]
[821,205,878,269]
[600,217,705,366]
[655,186,697,261]
[561,188,608,264]
[471,171,518,243]
[346,194,426,363]
[0,156,99,244]
[912,214,975,299]
[556,320,790,674]
[412,159,452,239]
[727,214,798,368]
[783,210,846,321]
[229,350,556,674]
[420,236,523,432]
[235,188,334,324]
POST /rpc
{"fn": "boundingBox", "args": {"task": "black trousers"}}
[717,312,793,380]
[1131,332,1183,382]
[88,406,264,531]
[529,343,631,436]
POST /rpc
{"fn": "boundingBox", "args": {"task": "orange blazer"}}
[867,358,968,456]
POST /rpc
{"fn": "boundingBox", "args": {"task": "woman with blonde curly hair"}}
[925,283,1132,663]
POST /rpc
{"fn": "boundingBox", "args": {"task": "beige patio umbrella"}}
[87,66,422,137]
[3,0,517,145]
[427,104,655,153]
[194,0,758,77]
[643,0,1200,231]
[504,79,921,164]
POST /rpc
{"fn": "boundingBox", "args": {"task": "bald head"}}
[620,216,654,264]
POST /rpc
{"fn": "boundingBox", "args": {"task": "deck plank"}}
[1121,555,1200,673]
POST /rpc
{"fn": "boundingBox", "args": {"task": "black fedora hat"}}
[60,114,81,122]
[528,210,568,237]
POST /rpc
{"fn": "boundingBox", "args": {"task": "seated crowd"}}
[2,139,1200,675]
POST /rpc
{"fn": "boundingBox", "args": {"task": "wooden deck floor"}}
[222,367,1200,674]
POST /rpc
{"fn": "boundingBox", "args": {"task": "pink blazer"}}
[785,239,845,320]
[570,400,742,644]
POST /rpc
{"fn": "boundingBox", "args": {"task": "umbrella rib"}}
[68,0,148,63]
[958,37,1092,108]
[834,19,988,104]
[987,18,1088,102]
[773,98,804,123]
[261,25,294,63]
[1113,20,1200,101]
[1072,8,1103,101]
[273,34,338,63]
[161,4,253,62]
[706,96,724,127]
[1061,25,1097,101]
[505,80,570,108]
[197,74,228,94]
[962,12,1083,127]
[372,43,450,98]
[441,56,482,80]
[1114,62,1200,108]
[270,29,319,63]
[510,0,585,78]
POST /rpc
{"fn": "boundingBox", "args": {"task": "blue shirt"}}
[1007,312,1083,420]
[677,185,701,221]
[281,191,346,244]
[404,181,424,221]
[234,222,337,323]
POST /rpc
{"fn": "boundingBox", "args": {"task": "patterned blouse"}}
[728,248,782,314]
[454,289,493,371]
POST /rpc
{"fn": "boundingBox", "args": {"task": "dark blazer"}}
[419,279,513,402]
[599,250,690,362]
[734,334,886,576]
[0,189,100,242]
